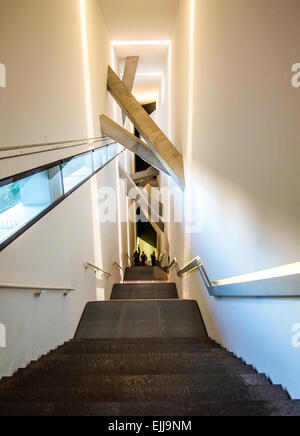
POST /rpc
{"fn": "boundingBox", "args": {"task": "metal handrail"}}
[0,137,114,161]
[0,136,109,153]
[167,257,300,297]
[0,283,74,296]
[167,256,212,288]
[113,262,124,271]
[83,262,111,278]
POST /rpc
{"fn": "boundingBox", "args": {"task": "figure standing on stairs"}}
[151,252,157,267]
[141,252,147,266]
[133,250,140,266]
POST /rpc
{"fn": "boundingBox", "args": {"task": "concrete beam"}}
[136,175,156,189]
[100,114,168,174]
[119,163,164,234]
[122,56,139,125]
[131,167,159,188]
[131,167,159,182]
[107,66,185,190]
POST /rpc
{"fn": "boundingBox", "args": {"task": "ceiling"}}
[98,0,180,105]
[98,0,180,41]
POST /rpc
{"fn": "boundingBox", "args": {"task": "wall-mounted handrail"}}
[168,257,300,298]
[113,262,124,272]
[158,251,166,264]
[0,137,114,161]
[168,256,212,288]
[0,283,74,296]
[83,262,111,278]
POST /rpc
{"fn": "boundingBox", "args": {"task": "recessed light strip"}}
[112,40,170,46]
[213,262,300,286]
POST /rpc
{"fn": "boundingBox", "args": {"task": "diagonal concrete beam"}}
[119,163,164,234]
[136,175,156,189]
[131,167,159,183]
[100,114,168,174]
[131,166,159,188]
[122,56,139,125]
[107,66,185,190]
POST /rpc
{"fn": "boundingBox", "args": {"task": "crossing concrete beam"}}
[100,114,168,174]
[119,163,164,234]
[107,66,185,190]
[122,56,139,125]
[131,167,159,182]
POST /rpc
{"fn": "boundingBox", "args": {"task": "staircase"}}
[0,266,299,416]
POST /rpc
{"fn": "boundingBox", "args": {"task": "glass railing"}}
[0,143,119,251]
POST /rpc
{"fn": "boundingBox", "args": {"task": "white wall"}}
[0,0,126,377]
[167,0,300,398]
[0,0,113,148]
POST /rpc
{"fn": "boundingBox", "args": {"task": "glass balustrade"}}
[0,143,118,249]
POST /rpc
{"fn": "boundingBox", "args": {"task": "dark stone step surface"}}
[53,341,219,355]
[14,361,257,378]
[1,373,270,390]
[53,345,220,355]
[1,400,299,416]
[110,282,178,300]
[0,383,287,404]
[75,300,208,340]
[72,337,215,346]
[124,266,168,282]
[29,352,250,368]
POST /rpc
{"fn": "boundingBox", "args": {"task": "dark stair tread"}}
[75,300,208,341]
[28,354,251,372]
[42,349,232,360]
[1,373,270,389]
[111,282,178,300]
[53,343,220,354]
[0,400,299,416]
[0,384,288,403]
[71,337,216,346]
[124,266,168,282]
[14,362,257,378]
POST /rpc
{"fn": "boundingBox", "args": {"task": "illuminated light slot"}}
[168,42,172,136]
[116,160,124,276]
[0,63,6,88]
[183,0,195,267]
[213,262,300,286]
[79,0,94,137]
[112,41,170,46]
[135,73,164,77]
[120,73,164,78]
[110,42,118,122]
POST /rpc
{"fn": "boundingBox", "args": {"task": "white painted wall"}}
[0,0,113,149]
[0,0,125,377]
[167,0,300,398]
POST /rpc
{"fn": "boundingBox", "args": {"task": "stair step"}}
[30,353,249,370]
[0,382,288,403]
[71,337,216,346]
[1,373,270,389]
[14,361,257,378]
[110,283,178,300]
[0,400,299,416]
[53,343,220,355]
[75,300,208,340]
[124,266,168,282]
